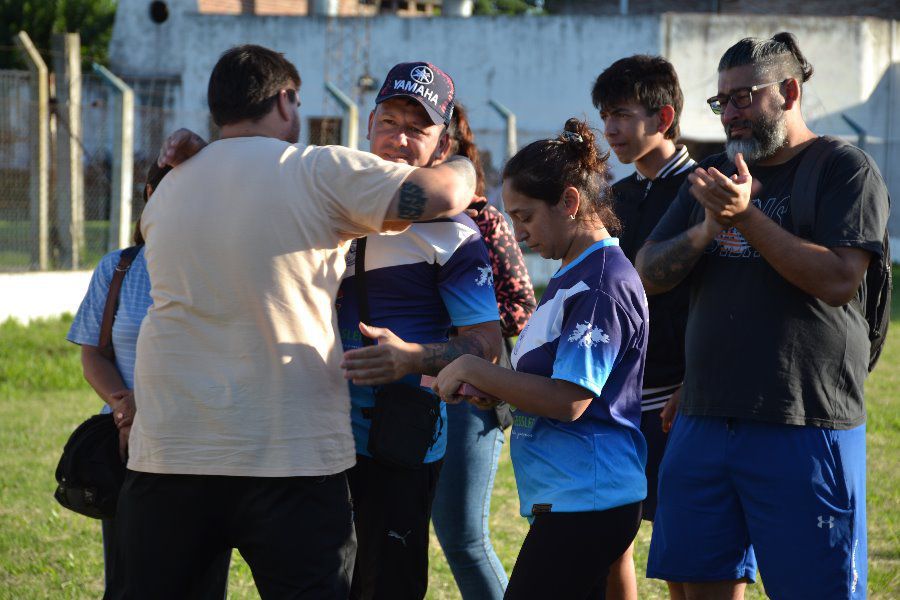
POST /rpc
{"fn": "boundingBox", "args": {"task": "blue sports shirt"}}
[338,215,500,462]
[510,238,648,517]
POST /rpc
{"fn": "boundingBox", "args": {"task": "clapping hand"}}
[688,153,762,227]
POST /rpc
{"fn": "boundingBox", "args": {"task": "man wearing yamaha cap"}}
[133,46,478,598]
[339,62,502,599]
[155,60,500,599]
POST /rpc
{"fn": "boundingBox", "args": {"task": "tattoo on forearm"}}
[398,181,428,220]
[643,232,705,289]
[420,333,491,375]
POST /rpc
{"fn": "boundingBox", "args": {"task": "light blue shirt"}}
[67,247,152,412]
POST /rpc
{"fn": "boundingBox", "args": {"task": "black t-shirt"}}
[648,143,889,428]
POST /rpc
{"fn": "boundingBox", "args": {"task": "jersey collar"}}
[554,237,619,279]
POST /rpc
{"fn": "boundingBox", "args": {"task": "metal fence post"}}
[325,82,358,149]
[489,100,517,164]
[93,63,134,251]
[53,33,84,269]
[841,114,867,152]
[14,31,50,270]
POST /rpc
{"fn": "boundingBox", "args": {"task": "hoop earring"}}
[569,214,576,220]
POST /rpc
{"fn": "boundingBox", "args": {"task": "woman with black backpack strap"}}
[66,163,230,599]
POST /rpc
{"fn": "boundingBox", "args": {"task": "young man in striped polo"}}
[592,54,695,600]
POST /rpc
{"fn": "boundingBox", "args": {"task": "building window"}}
[307,117,343,146]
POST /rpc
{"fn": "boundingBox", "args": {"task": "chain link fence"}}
[0,45,185,272]
[0,67,32,271]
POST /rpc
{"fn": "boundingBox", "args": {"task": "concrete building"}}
[109,5,898,231]
[4,5,897,321]
[551,0,900,19]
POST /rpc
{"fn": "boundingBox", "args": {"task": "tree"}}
[473,0,544,16]
[0,0,117,69]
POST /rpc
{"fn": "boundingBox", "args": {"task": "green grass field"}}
[0,283,897,599]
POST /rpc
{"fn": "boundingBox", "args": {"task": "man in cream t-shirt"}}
[118,45,475,599]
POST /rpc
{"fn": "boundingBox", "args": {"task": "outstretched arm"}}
[341,320,502,386]
[383,155,476,223]
[157,129,476,225]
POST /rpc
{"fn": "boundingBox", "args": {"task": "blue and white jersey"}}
[67,247,152,413]
[338,214,500,462]
[509,238,648,517]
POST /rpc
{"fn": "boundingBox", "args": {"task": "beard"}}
[286,113,301,144]
[725,107,787,163]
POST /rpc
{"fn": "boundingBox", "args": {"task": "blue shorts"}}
[647,415,866,598]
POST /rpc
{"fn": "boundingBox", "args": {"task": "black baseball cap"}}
[375,61,455,126]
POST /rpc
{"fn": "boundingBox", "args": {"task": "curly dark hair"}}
[591,55,684,140]
[502,118,619,234]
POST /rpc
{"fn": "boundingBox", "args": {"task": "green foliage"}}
[473,0,542,16]
[0,0,117,69]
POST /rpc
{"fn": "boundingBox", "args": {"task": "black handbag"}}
[54,246,138,519]
[368,382,442,469]
[354,237,442,469]
[54,413,126,519]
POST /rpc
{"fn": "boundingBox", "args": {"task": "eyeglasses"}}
[706,80,784,115]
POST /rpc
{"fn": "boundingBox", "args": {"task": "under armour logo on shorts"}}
[817,515,835,529]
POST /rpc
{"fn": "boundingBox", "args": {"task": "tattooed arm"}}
[341,320,502,386]
[635,208,722,295]
[384,155,476,223]
[419,321,502,375]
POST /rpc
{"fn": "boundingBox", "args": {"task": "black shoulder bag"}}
[54,245,141,518]
[355,237,442,469]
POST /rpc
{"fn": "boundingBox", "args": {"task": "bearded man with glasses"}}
[636,32,889,600]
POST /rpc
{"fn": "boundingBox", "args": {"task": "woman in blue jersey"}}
[432,103,536,600]
[67,163,230,599]
[433,118,648,599]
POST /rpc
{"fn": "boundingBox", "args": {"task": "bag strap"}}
[790,136,848,239]
[353,238,375,348]
[98,245,142,360]
[787,136,872,319]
